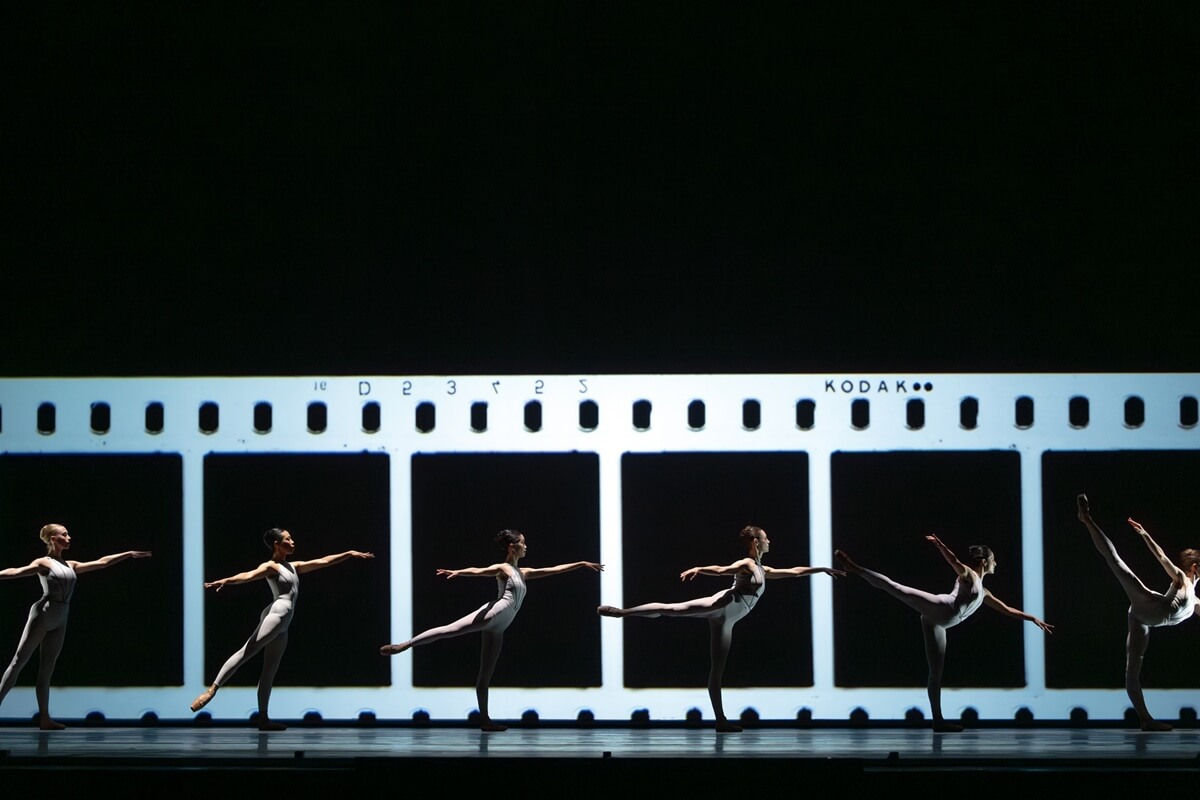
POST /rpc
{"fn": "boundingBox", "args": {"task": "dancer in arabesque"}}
[1076,493,1199,730]
[835,533,1052,732]
[380,528,602,732]
[598,525,843,733]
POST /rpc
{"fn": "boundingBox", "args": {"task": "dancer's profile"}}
[379,529,602,732]
[189,528,373,731]
[1075,493,1199,731]
[0,523,152,730]
[835,534,1052,732]
[598,525,844,733]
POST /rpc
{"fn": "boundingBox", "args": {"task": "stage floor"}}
[2,723,1199,791]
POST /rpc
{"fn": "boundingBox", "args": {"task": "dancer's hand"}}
[823,567,848,579]
[436,568,461,579]
[130,551,153,559]
[204,579,228,592]
[1033,618,1054,634]
[680,567,701,581]
[1127,518,1149,536]
[349,551,374,559]
[925,534,944,546]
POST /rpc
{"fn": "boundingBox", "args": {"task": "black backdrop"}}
[4,4,1196,378]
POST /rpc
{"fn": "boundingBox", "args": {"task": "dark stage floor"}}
[2,723,1197,794]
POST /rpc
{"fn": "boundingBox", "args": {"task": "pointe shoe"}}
[1076,494,1090,516]
[597,605,621,617]
[190,687,216,713]
[380,642,409,655]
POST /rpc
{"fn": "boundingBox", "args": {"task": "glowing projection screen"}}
[0,373,1196,724]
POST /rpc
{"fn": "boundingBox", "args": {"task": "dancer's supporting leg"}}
[1125,616,1171,731]
[476,629,506,731]
[921,619,961,732]
[708,615,741,732]
[255,630,289,731]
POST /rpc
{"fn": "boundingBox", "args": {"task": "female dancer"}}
[1076,494,1200,731]
[597,525,844,733]
[0,523,152,729]
[379,529,602,732]
[190,528,373,731]
[835,534,1052,732]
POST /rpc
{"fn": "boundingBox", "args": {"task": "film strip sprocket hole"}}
[0,374,1196,724]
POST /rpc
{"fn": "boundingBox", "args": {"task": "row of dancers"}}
[1,494,1195,732]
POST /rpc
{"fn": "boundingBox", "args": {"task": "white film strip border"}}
[0,373,1197,722]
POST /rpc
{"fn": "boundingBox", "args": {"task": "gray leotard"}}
[408,566,527,648]
[942,570,985,629]
[1136,578,1196,628]
[213,561,298,687]
[728,560,765,613]
[0,558,78,708]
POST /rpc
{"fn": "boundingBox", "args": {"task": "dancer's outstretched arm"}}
[680,557,756,581]
[437,564,508,579]
[1126,518,1187,588]
[293,550,374,574]
[0,558,50,580]
[983,591,1054,633]
[71,550,152,574]
[926,535,970,578]
[204,561,275,591]
[522,561,603,580]
[763,565,846,580]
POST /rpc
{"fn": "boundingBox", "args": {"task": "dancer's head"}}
[496,529,527,560]
[1181,549,1200,579]
[740,525,769,556]
[264,527,295,556]
[968,544,996,574]
[39,523,70,554]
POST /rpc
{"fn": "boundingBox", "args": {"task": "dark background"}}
[4,4,1197,377]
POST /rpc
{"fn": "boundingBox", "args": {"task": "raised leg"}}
[836,550,956,622]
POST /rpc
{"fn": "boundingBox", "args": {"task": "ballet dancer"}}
[189,528,373,731]
[1076,493,1200,731]
[0,523,151,730]
[379,529,602,732]
[598,525,844,733]
[835,534,1052,732]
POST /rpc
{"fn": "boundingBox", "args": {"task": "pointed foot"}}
[1076,493,1090,520]
[380,642,411,655]
[38,718,66,731]
[597,605,623,618]
[190,687,217,713]
[1140,719,1173,732]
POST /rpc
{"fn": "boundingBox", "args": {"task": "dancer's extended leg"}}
[836,551,955,622]
[598,592,735,619]
[1125,616,1171,731]
[1077,501,1159,609]
[381,604,495,655]
[921,619,961,732]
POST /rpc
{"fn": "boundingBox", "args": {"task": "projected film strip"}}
[0,374,1197,724]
